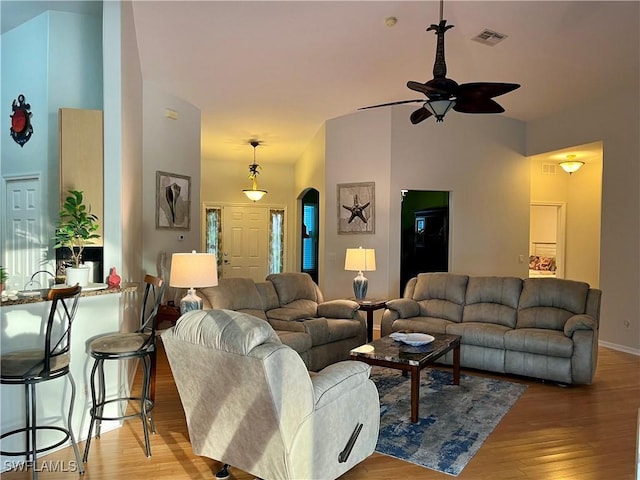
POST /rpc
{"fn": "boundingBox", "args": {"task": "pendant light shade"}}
[243,140,268,202]
[559,155,584,174]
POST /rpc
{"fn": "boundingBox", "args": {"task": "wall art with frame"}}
[337,182,375,234]
[156,171,191,230]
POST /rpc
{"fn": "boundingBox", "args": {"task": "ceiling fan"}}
[360,0,520,124]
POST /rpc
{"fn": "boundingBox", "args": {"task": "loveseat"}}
[197,273,367,371]
[381,273,602,384]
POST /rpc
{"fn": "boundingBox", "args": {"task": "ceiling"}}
[2,1,639,166]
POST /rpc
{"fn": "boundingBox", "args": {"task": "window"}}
[205,207,222,276]
[269,209,284,274]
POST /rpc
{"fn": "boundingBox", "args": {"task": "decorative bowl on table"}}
[390,332,435,346]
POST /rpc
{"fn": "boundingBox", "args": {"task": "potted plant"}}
[53,190,100,286]
[0,266,8,294]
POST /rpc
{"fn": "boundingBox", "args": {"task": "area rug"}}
[371,367,527,476]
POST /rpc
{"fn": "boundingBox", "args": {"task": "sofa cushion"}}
[412,273,468,323]
[267,308,312,322]
[517,278,590,330]
[463,276,522,328]
[255,281,280,311]
[277,330,313,354]
[504,328,573,358]
[199,277,264,311]
[267,272,320,305]
[385,298,420,319]
[446,322,511,349]
[391,317,452,335]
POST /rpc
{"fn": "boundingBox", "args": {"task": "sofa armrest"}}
[317,299,360,319]
[311,361,372,409]
[385,298,420,319]
[564,314,597,337]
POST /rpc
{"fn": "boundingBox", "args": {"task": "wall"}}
[295,125,326,285]
[526,87,639,353]
[529,146,602,287]
[324,109,392,302]
[1,11,102,283]
[142,82,201,281]
[201,155,296,272]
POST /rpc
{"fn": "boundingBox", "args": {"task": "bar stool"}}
[83,274,164,460]
[0,285,84,480]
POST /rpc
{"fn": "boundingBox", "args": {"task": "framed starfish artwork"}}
[337,182,375,234]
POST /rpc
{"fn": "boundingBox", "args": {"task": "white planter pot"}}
[66,266,91,287]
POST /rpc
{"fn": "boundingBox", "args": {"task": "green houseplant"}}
[0,266,8,293]
[54,190,100,285]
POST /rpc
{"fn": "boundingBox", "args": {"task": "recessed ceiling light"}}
[385,16,398,28]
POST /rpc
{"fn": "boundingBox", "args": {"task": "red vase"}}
[107,267,121,288]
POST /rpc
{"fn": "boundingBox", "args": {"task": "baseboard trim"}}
[599,340,640,356]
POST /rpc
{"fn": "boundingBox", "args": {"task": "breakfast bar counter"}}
[0,283,139,468]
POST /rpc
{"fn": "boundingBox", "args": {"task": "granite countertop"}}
[0,283,138,306]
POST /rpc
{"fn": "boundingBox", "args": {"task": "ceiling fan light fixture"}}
[424,99,456,122]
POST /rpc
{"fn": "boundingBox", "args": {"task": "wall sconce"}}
[344,247,376,300]
[169,250,218,314]
[243,140,268,202]
[559,154,584,174]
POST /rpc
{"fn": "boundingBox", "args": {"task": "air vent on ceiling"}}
[472,29,508,46]
[542,163,557,175]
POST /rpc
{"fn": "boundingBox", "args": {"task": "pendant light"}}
[243,140,268,202]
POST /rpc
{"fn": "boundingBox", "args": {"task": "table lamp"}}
[169,251,218,314]
[344,247,376,300]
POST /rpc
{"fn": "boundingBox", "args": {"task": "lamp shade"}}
[344,247,376,272]
[559,161,584,174]
[169,251,218,288]
[424,99,456,122]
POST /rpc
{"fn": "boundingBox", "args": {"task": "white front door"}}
[222,205,269,282]
[4,177,46,290]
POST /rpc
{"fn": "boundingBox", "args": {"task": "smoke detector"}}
[472,29,508,46]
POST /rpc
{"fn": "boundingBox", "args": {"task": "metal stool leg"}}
[140,355,152,457]
[143,354,156,435]
[30,383,38,480]
[95,359,106,438]
[66,372,85,474]
[83,358,101,462]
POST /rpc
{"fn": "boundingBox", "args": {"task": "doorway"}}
[400,190,450,292]
[3,176,47,290]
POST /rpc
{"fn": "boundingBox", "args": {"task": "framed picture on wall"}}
[337,182,375,234]
[156,171,191,230]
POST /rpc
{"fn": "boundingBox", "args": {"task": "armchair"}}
[161,309,380,480]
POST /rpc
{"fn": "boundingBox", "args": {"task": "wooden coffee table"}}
[350,333,461,423]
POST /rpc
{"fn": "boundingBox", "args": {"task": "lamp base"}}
[179,288,203,314]
[353,271,368,300]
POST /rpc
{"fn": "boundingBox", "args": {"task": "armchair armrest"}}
[564,314,597,337]
[385,298,420,319]
[311,361,372,409]
[317,299,360,319]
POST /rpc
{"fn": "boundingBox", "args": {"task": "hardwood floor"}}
[2,342,639,479]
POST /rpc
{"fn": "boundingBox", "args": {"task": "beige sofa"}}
[162,309,380,480]
[197,273,367,371]
[382,273,602,384]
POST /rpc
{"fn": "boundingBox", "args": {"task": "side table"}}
[352,299,387,342]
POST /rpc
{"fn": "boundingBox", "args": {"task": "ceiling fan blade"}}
[358,99,423,110]
[410,107,433,124]
[457,82,520,99]
[407,80,449,96]
[453,98,504,114]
